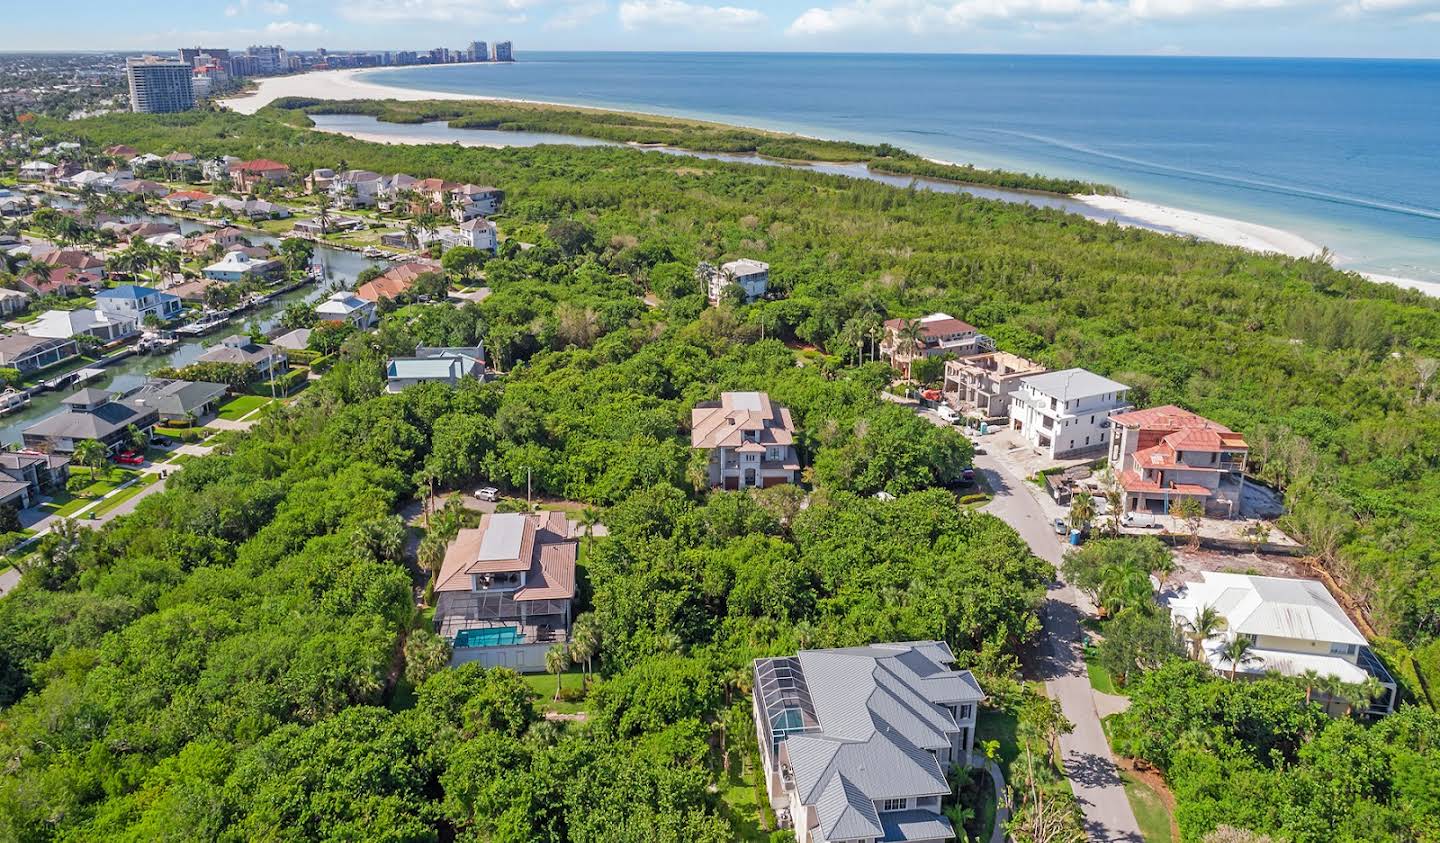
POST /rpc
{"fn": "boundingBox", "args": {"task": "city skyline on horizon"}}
[3,0,1439,60]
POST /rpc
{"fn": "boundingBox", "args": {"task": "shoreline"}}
[221,68,1439,298]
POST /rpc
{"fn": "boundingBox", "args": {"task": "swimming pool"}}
[454,626,524,648]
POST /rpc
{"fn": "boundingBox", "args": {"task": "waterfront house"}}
[121,378,229,424]
[880,313,991,379]
[385,346,486,393]
[27,308,139,344]
[184,226,245,255]
[329,169,384,209]
[691,391,800,489]
[18,161,55,181]
[1108,405,1250,517]
[942,351,1047,420]
[292,215,366,236]
[1009,368,1131,460]
[436,510,578,671]
[228,158,291,193]
[202,155,241,182]
[753,641,983,843]
[206,196,290,220]
[202,251,283,282]
[1169,572,1396,716]
[197,335,287,379]
[96,284,184,325]
[144,232,188,251]
[114,178,170,199]
[0,335,78,374]
[356,259,442,303]
[314,290,377,330]
[22,387,158,455]
[271,328,312,351]
[0,450,70,511]
[163,190,217,211]
[50,250,107,276]
[700,259,770,305]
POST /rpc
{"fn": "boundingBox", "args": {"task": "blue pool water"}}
[454,626,523,648]
[364,53,1440,285]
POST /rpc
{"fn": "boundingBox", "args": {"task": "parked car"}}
[1123,511,1162,529]
[473,487,500,502]
[1052,518,1068,535]
[936,404,960,424]
[115,451,144,466]
[150,436,172,447]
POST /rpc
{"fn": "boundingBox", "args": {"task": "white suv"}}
[473,487,500,502]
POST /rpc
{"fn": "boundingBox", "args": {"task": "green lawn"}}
[1083,644,1121,696]
[216,395,273,421]
[40,467,140,517]
[718,761,772,843]
[1121,770,1175,843]
[517,668,589,715]
[976,709,1021,780]
[87,473,160,518]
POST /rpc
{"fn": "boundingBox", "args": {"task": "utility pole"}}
[526,466,532,512]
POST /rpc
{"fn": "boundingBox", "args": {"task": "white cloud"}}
[786,0,1327,35]
[265,20,325,35]
[619,0,767,29]
[261,0,291,13]
[339,0,546,23]
[547,0,609,28]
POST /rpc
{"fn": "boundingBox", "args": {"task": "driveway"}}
[976,445,1144,842]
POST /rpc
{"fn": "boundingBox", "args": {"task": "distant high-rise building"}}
[469,41,489,62]
[494,41,514,62]
[246,45,285,75]
[127,56,195,114]
[178,47,230,67]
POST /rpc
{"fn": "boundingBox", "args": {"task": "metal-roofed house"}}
[315,290,377,330]
[699,259,770,305]
[95,284,184,324]
[385,346,486,393]
[753,641,984,843]
[691,391,800,489]
[1109,405,1250,517]
[1168,572,1396,717]
[22,388,158,454]
[434,511,578,672]
[880,313,994,379]
[121,378,229,425]
[1009,368,1131,460]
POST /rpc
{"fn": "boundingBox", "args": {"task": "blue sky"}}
[4,0,1439,58]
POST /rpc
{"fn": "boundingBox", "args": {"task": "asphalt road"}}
[975,446,1145,842]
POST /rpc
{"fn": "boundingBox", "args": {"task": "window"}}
[1330,642,1358,656]
[880,798,907,812]
[958,704,973,720]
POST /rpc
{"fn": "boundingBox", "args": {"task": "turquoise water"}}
[363,53,1440,285]
[454,626,523,648]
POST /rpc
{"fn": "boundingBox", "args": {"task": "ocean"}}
[362,53,1440,285]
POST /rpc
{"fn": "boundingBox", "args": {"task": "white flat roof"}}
[477,512,527,561]
[1019,368,1130,401]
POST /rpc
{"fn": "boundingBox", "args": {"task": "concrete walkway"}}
[970,750,1011,843]
[0,567,18,598]
[975,442,1144,843]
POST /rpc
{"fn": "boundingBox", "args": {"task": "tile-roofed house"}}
[228,158,292,192]
[942,351,1047,420]
[0,335,79,373]
[50,249,106,274]
[435,510,578,672]
[163,189,217,211]
[880,312,992,378]
[104,144,139,157]
[22,387,159,455]
[753,642,984,843]
[1109,405,1250,517]
[691,391,800,489]
[385,346,486,392]
[1168,572,1396,717]
[17,266,102,298]
[1008,368,1132,460]
[355,259,442,303]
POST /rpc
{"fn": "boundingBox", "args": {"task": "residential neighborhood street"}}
[975,443,1145,842]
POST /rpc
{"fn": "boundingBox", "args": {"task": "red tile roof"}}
[1110,404,1247,451]
[231,159,290,174]
[1119,469,1211,497]
[883,313,977,339]
[165,190,216,202]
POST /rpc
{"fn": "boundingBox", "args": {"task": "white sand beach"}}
[223,68,1437,297]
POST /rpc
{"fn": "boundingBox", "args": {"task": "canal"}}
[1,212,379,445]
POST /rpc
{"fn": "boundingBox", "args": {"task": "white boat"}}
[0,389,30,415]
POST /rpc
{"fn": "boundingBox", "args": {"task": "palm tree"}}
[544,643,570,702]
[1220,636,1260,681]
[1298,668,1323,704]
[895,318,925,377]
[1098,562,1152,616]
[568,613,601,684]
[1069,490,1095,534]
[316,193,332,236]
[72,439,108,482]
[1181,604,1226,660]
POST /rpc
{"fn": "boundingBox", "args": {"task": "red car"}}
[114,451,145,466]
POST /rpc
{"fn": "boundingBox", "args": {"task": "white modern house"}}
[27,308,139,344]
[1169,572,1396,717]
[1008,368,1131,459]
[701,259,770,304]
[315,290,377,330]
[754,641,984,843]
[95,284,184,324]
[202,251,283,282]
[691,391,800,489]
